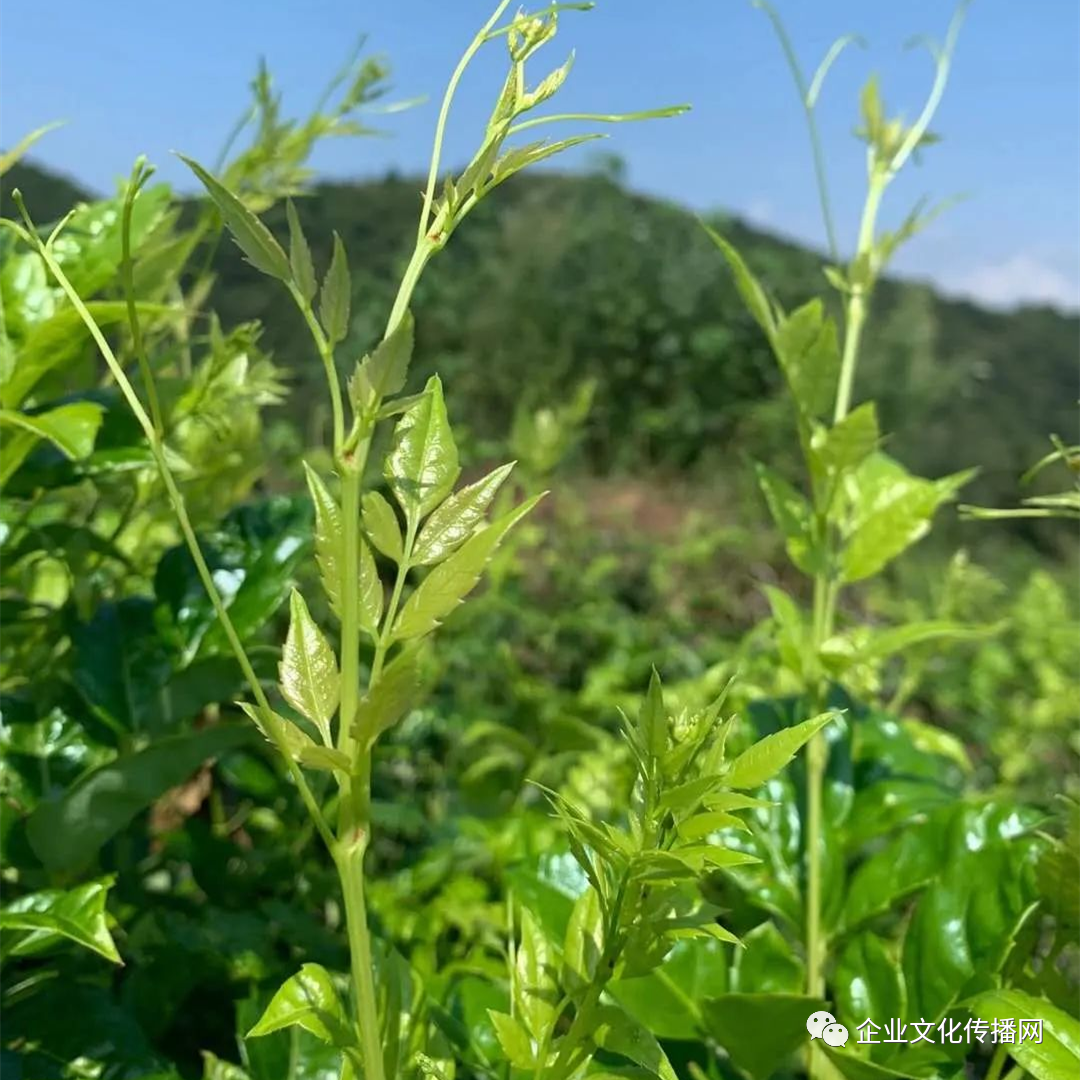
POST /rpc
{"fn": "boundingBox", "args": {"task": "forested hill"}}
[7,159,1078,515]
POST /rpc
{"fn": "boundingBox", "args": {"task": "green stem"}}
[833,173,885,424]
[291,285,345,453]
[416,0,511,246]
[985,1043,1010,1080]
[337,844,385,1080]
[120,161,164,436]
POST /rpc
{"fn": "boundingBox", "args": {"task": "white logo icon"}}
[806,1011,849,1047]
[822,1022,850,1047]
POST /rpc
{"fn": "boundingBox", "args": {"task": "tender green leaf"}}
[279,590,339,745]
[358,537,383,636]
[412,462,515,566]
[362,491,404,562]
[353,643,422,748]
[393,495,541,640]
[303,463,343,618]
[812,403,880,478]
[350,312,415,411]
[178,155,289,280]
[773,299,841,418]
[202,1051,253,1080]
[0,402,105,484]
[0,121,65,176]
[26,725,254,871]
[703,226,778,338]
[967,989,1080,1080]
[286,200,316,303]
[754,462,820,575]
[237,703,349,773]
[639,667,667,760]
[490,134,605,188]
[701,994,827,1080]
[487,1011,534,1069]
[318,232,350,345]
[821,1047,924,1080]
[593,1004,677,1080]
[859,620,998,663]
[563,888,603,988]
[384,375,460,522]
[247,963,354,1047]
[3,301,170,409]
[841,454,975,582]
[724,712,835,789]
[515,908,556,1041]
[0,878,121,963]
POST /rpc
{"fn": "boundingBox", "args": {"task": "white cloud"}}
[943,253,1080,312]
[744,197,775,228]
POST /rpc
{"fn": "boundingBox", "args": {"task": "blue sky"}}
[4,0,1078,310]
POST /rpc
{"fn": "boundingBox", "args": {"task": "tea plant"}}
[692,3,1077,1079]
[3,3,695,1075]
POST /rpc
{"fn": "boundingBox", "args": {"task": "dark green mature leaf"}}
[318,232,350,344]
[902,836,1041,1023]
[835,933,904,1033]
[69,597,171,737]
[611,937,729,1040]
[362,490,404,562]
[384,375,460,522]
[0,877,121,962]
[350,312,415,411]
[179,155,290,280]
[2,982,170,1076]
[247,963,355,1047]
[156,496,311,662]
[701,994,827,1080]
[26,724,254,871]
[279,590,339,745]
[724,713,834,789]
[967,989,1080,1080]
[353,643,422,748]
[303,463,343,618]
[412,461,515,566]
[733,922,801,994]
[393,495,541,640]
[593,1003,678,1080]
[286,200,316,303]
